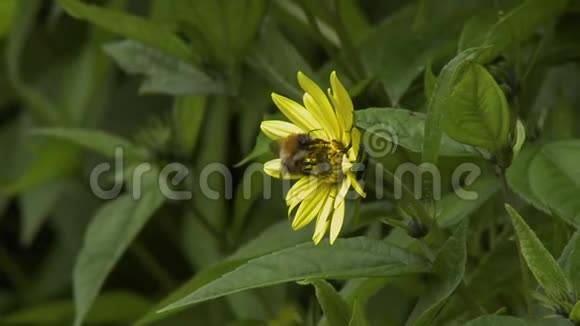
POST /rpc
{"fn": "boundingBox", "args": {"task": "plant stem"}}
[496,165,512,201]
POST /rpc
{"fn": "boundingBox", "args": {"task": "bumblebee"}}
[276,133,347,182]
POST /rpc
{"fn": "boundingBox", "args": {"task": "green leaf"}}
[360,1,486,104]
[355,108,478,157]
[437,175,499,228]
[348,300,370,326]
[229,220,313,260]
[5,0,65,125]
[189,97,230,240]
[0,0,16,38]
[441,62,511,151]
[506,145,550,213]
[25,182,98,301]
[305,279,351,326]
[235,132,272,167]
[529,141,580,228]
[103,40,228,96]
[3,141,81,194]
[230,170,267,243]
[504,204,572,303]
[469,0,569,63]
[559,233,580,296]
[462,241,520,302]
[172,96,207,158]
[182,0,266,66]
[424,62,437,101]
[465,315,572,326]
[59,27,115,126]
[19,182,67,246]
[57,0,193,62]
[273,0,340,48]
[571,301,580,322]
[180,212,222,270]
[32,127,148,160]
[335,0,371,43]
[159,237,429,312]
[1,291,151,325]
[422,47,485,165]
[317,277,392,326]
[531,64,580,140]
[247,26,314,99]
[234,109,283,168]
[73,183,166,326]
[407,220,468,325]
[136,220,313,325]
[236,73,273,154]
[458,11,500,52]
[340,277,393,308]
[136,260,246,326]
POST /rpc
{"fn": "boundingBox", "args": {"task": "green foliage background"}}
[0,0,579,325]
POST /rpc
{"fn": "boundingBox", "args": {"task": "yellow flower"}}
[260,71,366,244]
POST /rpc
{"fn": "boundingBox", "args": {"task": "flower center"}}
[301,139,347,184]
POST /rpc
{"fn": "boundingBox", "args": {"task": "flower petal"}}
[334,176,351,209]
[348,127,361,161]
[329,71,354,132]
[286,177,319,211]
[260,120,303,140]
[312,188,336,244]
[341,154,353,172]
[264,159,301,180]
[271,93,327,140]
[264,159,282,178]
[329,199,345,244]
[303,93,340,140]
[292,185,329,230]
[347,172,366,198]
[298,72,340,138]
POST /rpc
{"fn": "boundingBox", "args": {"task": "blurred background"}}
[0,0,578,325]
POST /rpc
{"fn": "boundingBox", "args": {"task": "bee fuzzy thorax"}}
[278,133,347,183]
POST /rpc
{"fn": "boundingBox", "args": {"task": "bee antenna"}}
[307,128,323,137]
